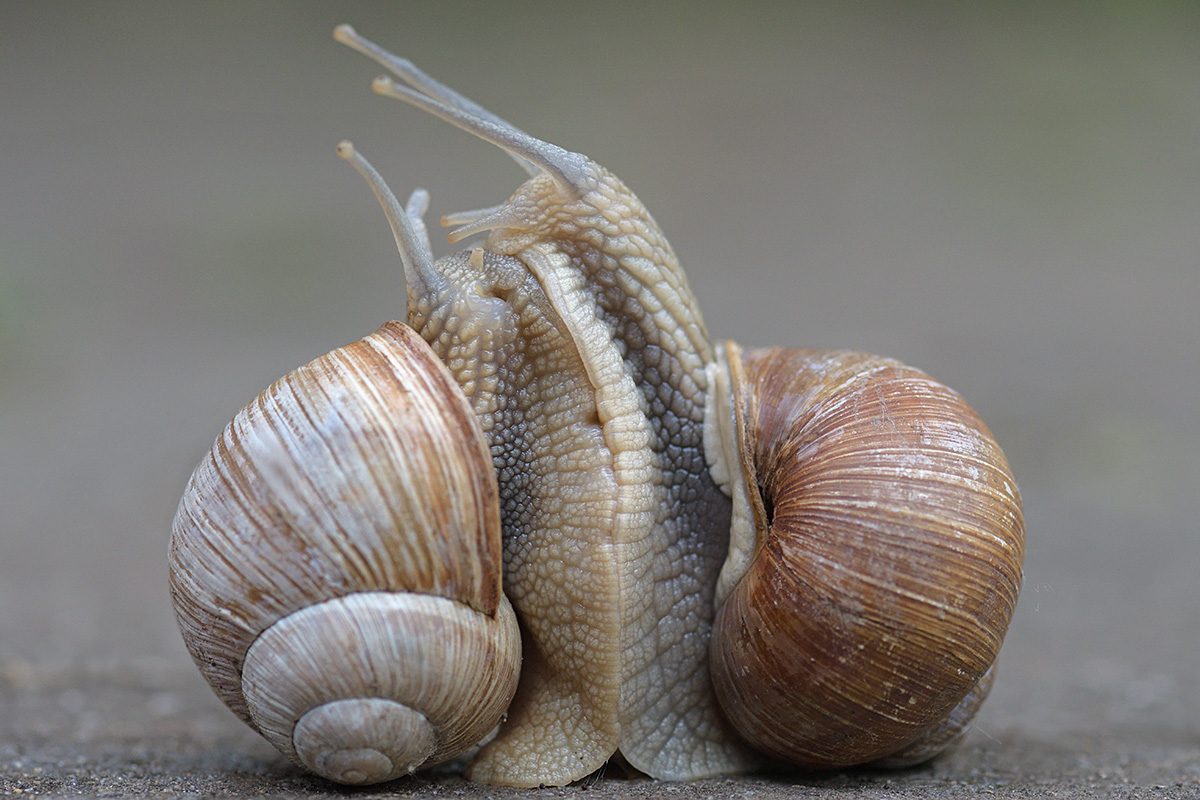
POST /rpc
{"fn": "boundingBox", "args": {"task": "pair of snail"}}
[169,25,1025,788]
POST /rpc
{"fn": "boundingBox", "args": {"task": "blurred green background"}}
[2,0,1198,784]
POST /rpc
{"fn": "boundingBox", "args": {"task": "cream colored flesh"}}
[396,171,757,784]
[410,244,625,783]
[338,31,758,784]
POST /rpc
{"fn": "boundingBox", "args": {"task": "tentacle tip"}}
[406,188,431,217]
[333,24,356,44]
[335,140,356,160]
[443,215,493,243]
[372,75,396,95]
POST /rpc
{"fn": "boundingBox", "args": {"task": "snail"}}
[169,25,1024,789]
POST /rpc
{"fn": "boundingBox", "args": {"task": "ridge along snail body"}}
[169,25,1024,789]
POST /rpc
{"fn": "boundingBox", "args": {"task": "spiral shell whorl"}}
[242,592,520,783]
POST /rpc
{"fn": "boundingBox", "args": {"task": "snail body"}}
[169,26,1024,788]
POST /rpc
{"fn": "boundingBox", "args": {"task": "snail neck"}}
[705,341,762,608]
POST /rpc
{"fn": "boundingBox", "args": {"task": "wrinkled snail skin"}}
[401,239,746,785]
[706,345,1024,769]
[169,322,520,784]
[171,25,1025,789]
[334,23,753,782]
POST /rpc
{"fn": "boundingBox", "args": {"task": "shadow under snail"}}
[168,25,1025,789]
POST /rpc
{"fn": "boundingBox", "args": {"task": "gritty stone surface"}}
[2,671,1199,800]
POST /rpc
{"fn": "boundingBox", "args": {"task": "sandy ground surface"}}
[3,3,1199,798]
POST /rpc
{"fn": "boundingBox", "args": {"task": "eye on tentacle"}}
[335,24,594,198]
[336,140,444,313]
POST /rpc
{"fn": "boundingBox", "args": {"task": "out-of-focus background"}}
[2,2,1198,796]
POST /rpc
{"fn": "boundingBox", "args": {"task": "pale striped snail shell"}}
[169,322,519,784]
